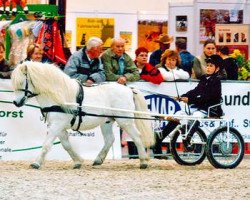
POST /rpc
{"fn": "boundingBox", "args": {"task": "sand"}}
[0,158,250,200]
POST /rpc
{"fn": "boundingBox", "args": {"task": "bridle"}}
[14,73,38,106]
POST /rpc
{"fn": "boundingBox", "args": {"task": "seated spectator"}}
[158,49,190,81]
[101,38,139,85]
[134,47,164,84]
[175,38,195,76]
[26,43,51,63]
[149,34,173,66]
[64,37,105,85]
[0,42,12,79]
[217,46,238,80]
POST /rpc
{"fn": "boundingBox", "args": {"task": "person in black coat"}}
[217,46,238,80]
[153,54,224,159]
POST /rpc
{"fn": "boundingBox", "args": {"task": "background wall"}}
[65,0,250,57]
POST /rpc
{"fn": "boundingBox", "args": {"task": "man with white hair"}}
[101,37,139,85]
[64,37,106,85]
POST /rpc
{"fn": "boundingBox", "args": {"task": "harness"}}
[40,83,158,131]
[41,82,84,131]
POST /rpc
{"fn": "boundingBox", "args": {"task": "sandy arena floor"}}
[0,158,250,200]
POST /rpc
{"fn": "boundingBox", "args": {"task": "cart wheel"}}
[170,126,207,165]
[206,127,245,169]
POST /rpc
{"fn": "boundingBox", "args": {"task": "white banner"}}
[0,79,121,161]
[1,79,250,161]
[129,81,250,143]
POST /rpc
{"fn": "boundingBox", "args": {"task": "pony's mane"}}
[12,61,78,105]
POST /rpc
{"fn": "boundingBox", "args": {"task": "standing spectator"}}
[101,38,139,85]
[192,39,227,79]
[149,34,173,66]
[217,46,238,80]
[134,47,164,84]
[0,42,12,79]
[64,37,105,85]
[26,43,51,63]
[158,49,190,81]
[175,38,195,76]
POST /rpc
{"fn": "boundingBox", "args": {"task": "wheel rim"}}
[210,130,243,167]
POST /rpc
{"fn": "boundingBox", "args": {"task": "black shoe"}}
[154,155,168,160]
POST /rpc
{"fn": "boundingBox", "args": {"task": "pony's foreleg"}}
[31,119,68,169]
[93,121,115,166]
[30,130,58,169]
[122,124,149,169]
[58,131,82,169]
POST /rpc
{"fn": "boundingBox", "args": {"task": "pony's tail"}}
[132,88,155,148]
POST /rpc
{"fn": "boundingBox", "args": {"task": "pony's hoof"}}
[93,160,102,166]
[140,163,148,169]
[30,163,40,169]
[73,164,81,169]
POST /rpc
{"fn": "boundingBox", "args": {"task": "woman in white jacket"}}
[158,49,190,81]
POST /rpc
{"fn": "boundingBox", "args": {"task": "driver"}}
[153,54,224,158]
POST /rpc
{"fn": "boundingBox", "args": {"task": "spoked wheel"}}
[206,127,245,169]
[170,126,207,165]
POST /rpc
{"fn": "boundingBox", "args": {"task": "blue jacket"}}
[149,49,163,66]
[64,47,106,83]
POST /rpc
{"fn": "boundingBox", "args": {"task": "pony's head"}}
[11,61,77,107]
[11,61,37,107]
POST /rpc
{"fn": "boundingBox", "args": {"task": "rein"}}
[40,105,159,121]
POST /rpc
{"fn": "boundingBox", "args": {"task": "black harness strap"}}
[70,82,84,130]
[40,105,158,121]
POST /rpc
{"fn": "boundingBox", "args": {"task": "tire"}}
[206,127,245,169]
[170,126,207,165]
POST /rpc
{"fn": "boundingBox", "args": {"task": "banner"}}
[128,81,250,143]
[0,80,121,161]
[1,80,250,161]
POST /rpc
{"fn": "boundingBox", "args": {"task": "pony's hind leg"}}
[121,123,149,169]
[58,130,82,169]
[93,121,115,166]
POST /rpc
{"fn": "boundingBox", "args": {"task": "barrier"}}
[0,79,250,160]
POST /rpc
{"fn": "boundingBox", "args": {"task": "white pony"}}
[11,61,155,169]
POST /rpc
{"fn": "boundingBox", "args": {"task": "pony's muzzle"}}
[13,97,27,107]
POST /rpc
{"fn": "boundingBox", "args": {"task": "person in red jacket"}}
[134,47,164,84]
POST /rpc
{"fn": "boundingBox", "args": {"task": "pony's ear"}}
[19,62,28,74]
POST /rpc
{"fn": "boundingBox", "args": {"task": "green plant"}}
[229,49,250,80]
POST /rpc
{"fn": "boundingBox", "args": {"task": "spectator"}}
[153,54,224,158]
[217,46,238,80]
[192,39,227,80]
[64,37,105,85]
[192,39,216,79]
[158,49,190,81]
[134,47,164,84]
[175,38,195,76]
[26,43,51,63]
[149,33,173,66]
[101,37,139,85]
[0,42,12,79]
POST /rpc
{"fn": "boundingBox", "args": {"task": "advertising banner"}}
[1,80,250,161]
[129,81,250,142]
[0,80,121,161]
